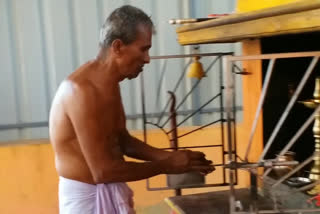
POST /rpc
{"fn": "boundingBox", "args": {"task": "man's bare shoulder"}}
[50,60,120,122]
[62,61,118,104]
[52,79,95,107]
[66,79,97,100]
[62,61,105,101]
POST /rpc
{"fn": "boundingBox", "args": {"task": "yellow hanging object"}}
[187,57,206,80]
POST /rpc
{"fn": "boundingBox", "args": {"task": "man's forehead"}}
[136,24,153,34]
[135,25,152,42]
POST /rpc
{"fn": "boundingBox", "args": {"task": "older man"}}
[49,5,214,214]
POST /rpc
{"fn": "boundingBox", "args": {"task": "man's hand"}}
[162,150,215,175]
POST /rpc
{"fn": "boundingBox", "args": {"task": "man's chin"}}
[127,73,140,80]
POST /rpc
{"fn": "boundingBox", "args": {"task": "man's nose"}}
[144,53,150,64]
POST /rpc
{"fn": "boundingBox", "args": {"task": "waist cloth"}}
[59,176,135,214]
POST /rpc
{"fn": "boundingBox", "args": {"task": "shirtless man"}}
[49,5,215,214]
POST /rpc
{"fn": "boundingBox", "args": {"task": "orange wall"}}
[0,124,253,214]
[0,141,59,214]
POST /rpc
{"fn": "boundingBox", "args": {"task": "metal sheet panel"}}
[0,0,238,142]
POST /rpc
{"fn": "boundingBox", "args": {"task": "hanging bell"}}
[187,57,206,80]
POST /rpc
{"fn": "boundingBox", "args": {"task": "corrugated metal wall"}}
[0,0,238,142]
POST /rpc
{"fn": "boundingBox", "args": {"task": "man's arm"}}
[121,133,214,172]
[65,82,214,184]
[120,130,171,161]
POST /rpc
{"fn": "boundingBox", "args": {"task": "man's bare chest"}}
[99,97,126,130]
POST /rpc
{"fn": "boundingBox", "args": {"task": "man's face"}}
[119,24,152,79]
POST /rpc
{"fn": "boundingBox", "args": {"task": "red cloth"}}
[307,194,320,206]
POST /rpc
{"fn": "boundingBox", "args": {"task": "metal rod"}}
[161,56,222,127]
[245,59,276,161]
[224,56,236,213]
[175,119,223,139]
[229,51,320,62]
[166,93,221,134]
[233,64,243,73]
[168,91,181,196]
[296,179,320,192]
[140,73,148,145]
[0,121,48,130]
[224,160,298,169]
[279,104,320,156]
[272,153,316,188]
[169,18,217,25]
[141,71,151,193]
[147,182,230,191]
[233,63,250,75]
[130,106,242,120]
[168,91,178,151]
[232,65,239,184]
[161,144,223,150]
[145,122,171,143]
[145,121,168,132]
[156,59,192,125]
[219,56,227,184]
[259,57,319,161]
[155,60,167,116]
[150,52,232,60]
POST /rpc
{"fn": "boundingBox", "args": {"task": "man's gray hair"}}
[99,5,154,49]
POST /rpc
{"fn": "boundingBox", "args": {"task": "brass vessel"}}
[273,151,295,178]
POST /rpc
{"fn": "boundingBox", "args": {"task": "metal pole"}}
[224,56,236,213]
[245,59,275,161]
[219,56,227,184]
[168,91,181,196]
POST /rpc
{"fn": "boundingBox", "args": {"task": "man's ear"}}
[111,39,123,56]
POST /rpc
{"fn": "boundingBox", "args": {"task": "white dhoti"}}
[59,176,135,214]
